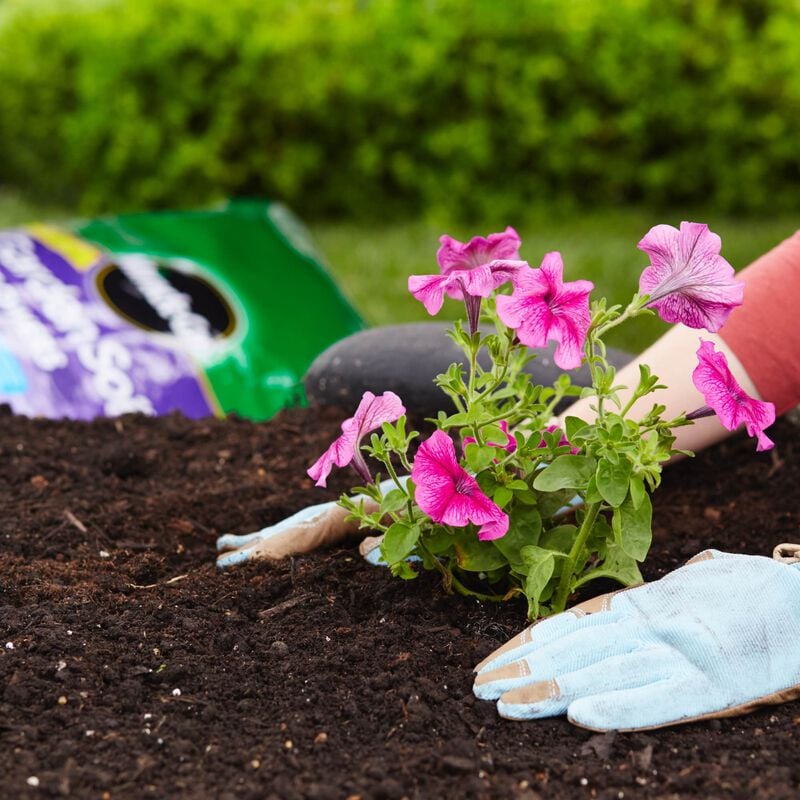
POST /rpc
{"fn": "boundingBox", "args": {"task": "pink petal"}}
[411,430,464,521]
[437,227,521,274]
[444,265,493,301]
[307,391,405,487]
[638,222,744,332]
[494,420,517,453]
[413,429,463,479]
[352,390,406,442]
[497,255,593,370]
[438,476,508,536]
[438,477,486,527]
[411,430,508,537]
[306,429,357,487]
[477,511,510,541]
[441,260,523,302]
[415,475,457,522]
[408,273,450,315]
[511,260,552,293]
[549,303,592,370]
[496,293,551,348]
[488,259,527,287]
[692,340,775,451]
[539,251,565,286]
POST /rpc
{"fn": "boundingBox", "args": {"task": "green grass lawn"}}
[1,191,796,353]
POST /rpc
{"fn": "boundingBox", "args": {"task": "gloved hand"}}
[215,478,400,569]
[473,547,800,731]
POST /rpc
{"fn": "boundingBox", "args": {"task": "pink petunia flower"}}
[307,391,406,487]
[638,222,744,332]
[411,430,509,541]
[437,227,522,282]
[538,424,579,455]
[408,227,523,333]
[495,252,594,370]
[690,340,775,451]
[462,420,517,455]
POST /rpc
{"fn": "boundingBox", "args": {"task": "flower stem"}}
[464,295,482,336]
[418,537,451,588]
[350,450,373,485]
[619,391,640,419]
[594,296,648,338]
[466,336,485,447]
[382,457,416,524]
[450,571,506,602]
[478,326,516,398]
[551,501,601,614]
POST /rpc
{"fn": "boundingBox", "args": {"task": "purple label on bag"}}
[0,232,215,419]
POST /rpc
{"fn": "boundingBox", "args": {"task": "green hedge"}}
[1,0,799,220]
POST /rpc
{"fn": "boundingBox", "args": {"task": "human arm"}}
[558,231,800,453]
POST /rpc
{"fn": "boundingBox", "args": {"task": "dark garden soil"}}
[2,406,800,800]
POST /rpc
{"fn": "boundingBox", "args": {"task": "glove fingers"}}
[474,620,637,700]
[216,525,298,568]
[474,601,624,674]
[216,546,256,570]
[495,646,671,721]
[216,501,336,554]
[216,504,358,568]
[567,675,713,732]
[216,529,273,552]
[359,535,386,565]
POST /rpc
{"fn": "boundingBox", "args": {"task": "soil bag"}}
[0,199,363,420]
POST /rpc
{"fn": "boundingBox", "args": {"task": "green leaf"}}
[612,492,652,561]
[574,541,643,589]
[514,488,539,506]
[629,475,646,510]
[596,459,631,507]
[444,412,469,428]
[454,535,508,572]
[493,486,513,509]
[564,415,590,442]
[380,521,420,565]
[482,424,509,446]
[465,443,496,473]
[493,507,542,569]
[390,561,418,580]
[423,527,453,555]
[533,455,596,491]
[579,515,614,573]
[475,471,500,496]
[584,475,602,504]
[539,524,577,554]
[507,479,529,491]
[380,489,408,514]
[521,546,555,618]
[537,488,578,518]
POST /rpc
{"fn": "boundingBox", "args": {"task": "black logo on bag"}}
[96,256,236,349]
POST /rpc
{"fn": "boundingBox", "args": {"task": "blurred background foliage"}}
[0,0,798,350]
[1,0,800,220]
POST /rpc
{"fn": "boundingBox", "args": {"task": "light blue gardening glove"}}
[216,478,404,569]
[474,547,800,731]
[216,473,579,569]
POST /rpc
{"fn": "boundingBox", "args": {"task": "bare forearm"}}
[559,326,761,454]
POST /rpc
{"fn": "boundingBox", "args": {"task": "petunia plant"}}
[308,223,775,619]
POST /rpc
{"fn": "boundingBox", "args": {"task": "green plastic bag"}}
[0,199,363,420]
